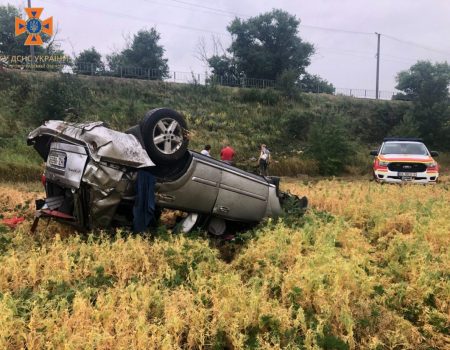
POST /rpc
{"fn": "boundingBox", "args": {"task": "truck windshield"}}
[380,142,429,155]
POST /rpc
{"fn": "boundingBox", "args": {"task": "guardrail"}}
[5,61,400,100]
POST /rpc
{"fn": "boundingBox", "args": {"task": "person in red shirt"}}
[220,144,235,165]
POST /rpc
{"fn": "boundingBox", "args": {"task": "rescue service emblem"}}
[15,8,53,46]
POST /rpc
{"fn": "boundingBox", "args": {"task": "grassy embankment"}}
[0,177,449,349]
[3,69,447,181]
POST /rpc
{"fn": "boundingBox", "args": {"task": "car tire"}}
[140,108,189,165]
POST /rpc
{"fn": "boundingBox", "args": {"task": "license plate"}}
[48,152,66,168]
[398,172,416,177]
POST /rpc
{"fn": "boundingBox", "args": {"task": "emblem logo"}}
[15,8,53,46]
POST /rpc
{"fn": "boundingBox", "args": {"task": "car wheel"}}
[140,108,189,164]
[177,213,200,233]
[208,217,227,236]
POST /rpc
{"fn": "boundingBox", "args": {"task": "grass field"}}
[0,176,448,350]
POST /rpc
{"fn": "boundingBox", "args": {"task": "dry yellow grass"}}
[0,182,42,219]
[0,177,449,349]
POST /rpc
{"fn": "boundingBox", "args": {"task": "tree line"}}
[1,5,334,92]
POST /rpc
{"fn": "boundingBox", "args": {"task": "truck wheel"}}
[140,108,189,164]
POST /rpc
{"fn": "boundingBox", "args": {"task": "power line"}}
[167,0,450,51]
[41,0,372,39]
[41,0,381,39]
[381,33,450,57]
[165,0,373,35]
[166,1,450,53]
[316,47,374,58]
[144,0,239,18]
[167,0,247,17]
[300,24,372,36]
[317,46,426,64]
[40,0,229,36]
[158,0,375,35]
[40,0,449,62]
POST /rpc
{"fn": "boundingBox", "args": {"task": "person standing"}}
[220,144,235,165]
[259,144,271,176]
[201,144,211,157]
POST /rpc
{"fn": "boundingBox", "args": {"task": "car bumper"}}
[374,169,438,184]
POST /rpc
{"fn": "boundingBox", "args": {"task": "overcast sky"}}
[5,0,450,91]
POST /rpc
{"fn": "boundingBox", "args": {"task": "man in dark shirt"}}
[220,145,235,165]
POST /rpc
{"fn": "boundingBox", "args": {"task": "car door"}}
[213,168,269,222]
[155,157,221,214]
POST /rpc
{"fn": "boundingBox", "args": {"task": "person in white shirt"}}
[259,144,271,176]
[201,144,211,157]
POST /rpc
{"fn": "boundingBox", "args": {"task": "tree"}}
[207,55,237,79]
[209,9,314,81]
[299,73,335,94]
[106,51,125,70]
[75,47,104,74]
[0,4,28,56]
[275,70,335,97]
[394,61,450,148]
[206,54,242,86]
[108,29,169,79]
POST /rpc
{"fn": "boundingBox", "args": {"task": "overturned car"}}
[27,108,307,235]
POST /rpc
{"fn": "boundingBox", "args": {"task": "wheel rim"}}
[152,117,184,154]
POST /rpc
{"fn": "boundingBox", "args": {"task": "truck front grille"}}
[388,163,426,172]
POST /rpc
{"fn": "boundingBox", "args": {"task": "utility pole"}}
[27,0,35,66]
[375,32,381,99]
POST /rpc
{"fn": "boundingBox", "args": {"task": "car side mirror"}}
[370,150,378,156]
[430,151,439,157]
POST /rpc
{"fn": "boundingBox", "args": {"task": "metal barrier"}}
[9,61,401,101]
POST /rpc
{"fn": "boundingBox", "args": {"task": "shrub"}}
[269,157,319,176]
[307,115,355,175]
[33,74,89,124]
[238,88,281,106]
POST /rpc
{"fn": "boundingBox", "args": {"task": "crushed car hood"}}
[27,120,155,168]
[378,154,434,162]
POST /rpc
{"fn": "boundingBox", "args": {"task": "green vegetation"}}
[106,29,170,79]
[207,9,314,80]
[205,9,333,93]
[74,47,105,74]
[1,70,427,180]
[394,61,450,149]
[307,115,355,175]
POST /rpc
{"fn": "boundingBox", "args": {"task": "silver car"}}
[27,108,307,235]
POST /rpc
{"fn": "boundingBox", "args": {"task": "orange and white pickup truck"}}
[370,138,439,184]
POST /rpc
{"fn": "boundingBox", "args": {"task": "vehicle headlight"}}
[426,161,437,168]
[378,160,389,166]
